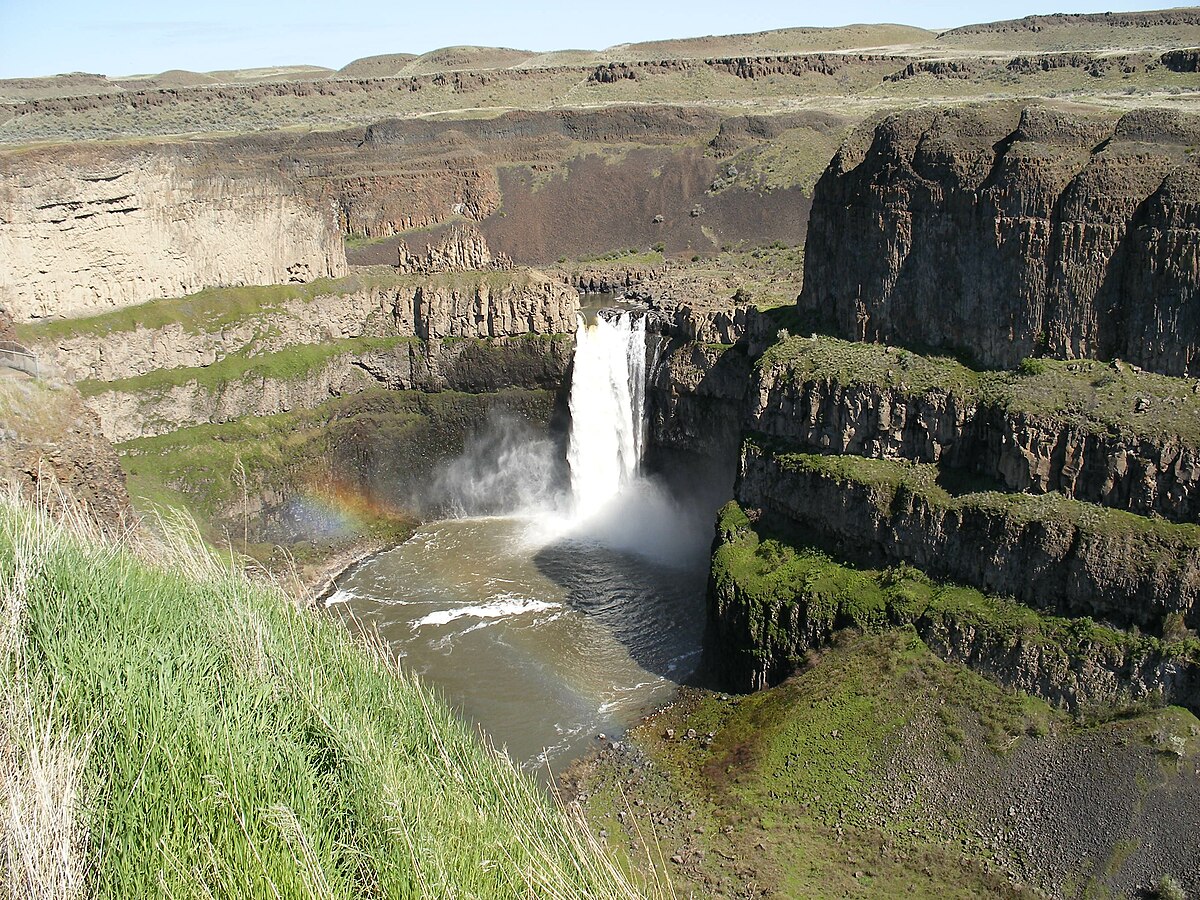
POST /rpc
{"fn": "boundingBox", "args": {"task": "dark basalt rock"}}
[799,104,1200,376]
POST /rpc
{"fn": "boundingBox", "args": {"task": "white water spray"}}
[566,311,649,519]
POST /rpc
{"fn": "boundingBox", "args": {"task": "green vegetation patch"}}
[714,499,1200,664]
[118,387,557,543]
[720,125,854,196]
[577,631,1047,900]
[760,334,1200,446]
[0,495,648,899]
[750,435,1200,547]
[77,335,419,397]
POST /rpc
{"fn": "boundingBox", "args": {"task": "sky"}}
[0,0,1180,80]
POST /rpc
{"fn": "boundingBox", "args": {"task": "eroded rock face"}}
[737,442,1200,633]
[749,365,1200,523]
[397,224,513,274]
[705,520,1200,711]
[0,144,347,322]
[59,272,579,443]
[84,338,573,443]
[800,105,1200,375]
[0,375,131,531]
[30,273,580,384]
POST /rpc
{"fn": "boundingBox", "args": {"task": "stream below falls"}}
[328,306,719,777]
[330,512,708,775]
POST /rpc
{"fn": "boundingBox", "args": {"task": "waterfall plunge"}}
[566,311,649,520]
[431,305,708,567]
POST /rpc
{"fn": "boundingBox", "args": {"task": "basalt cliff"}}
[800,105,1200,375]
[0,144,347,321]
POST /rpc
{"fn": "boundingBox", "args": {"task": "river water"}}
[330,308,715,776]
[331,511,707,774]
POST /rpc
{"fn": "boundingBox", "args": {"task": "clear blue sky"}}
[0,0,1179,79]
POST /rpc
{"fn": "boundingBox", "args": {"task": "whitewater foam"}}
[413,596,562,628]
[324,589,357,606]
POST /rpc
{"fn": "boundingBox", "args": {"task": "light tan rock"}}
[0,147,347,322]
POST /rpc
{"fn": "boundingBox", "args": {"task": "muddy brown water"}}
[330,514,708,778]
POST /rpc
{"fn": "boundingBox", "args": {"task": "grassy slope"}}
[576,628,1200,899]
[760,334,1200,446]
[712,500,1200,665]
[0,496,651,899]
[577,631,1043,899]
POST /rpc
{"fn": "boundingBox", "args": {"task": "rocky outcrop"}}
[0,144,347,322]
[28,272,580,384]
[1162,49,1200,72]
[587,54,903,84]
[737,441,1200,633]
[397,225,513,274]
[706,502,1200,713]
[799,105,1200,375]
[646,341,750,463]
[749,352,1200,523]
[0,374,131,531]
[31,285,398,383]
[920,616,1200,716]
[86,336,572,443]
[885,60,981,81]
[403,273,578,340]
[938,7,1200,38]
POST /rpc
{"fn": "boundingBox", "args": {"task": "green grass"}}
[119,387,554,522]
[76,335,419,397]
[0,495,653,899]
[573,248,665,267]
[344,232,398,249]
[712,499,1200,670]
[749,435,1200,547]
[721,125,853,196]
[578,631,1047,899]
[760,334,1200,446]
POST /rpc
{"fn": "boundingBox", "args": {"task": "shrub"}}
[1163,611,1194,643]
[1157,874,1186,900]
[1018,357,1048,377]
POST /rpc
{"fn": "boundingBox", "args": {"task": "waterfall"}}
[566,310,649,519]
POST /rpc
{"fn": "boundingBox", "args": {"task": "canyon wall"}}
[738,441,1200,632]
[0,144,347,322]
[799,105,1200,375]
[706,502,1200,711]
[27,270,579,442]
[28,270,578,379]
[750,346,1200,523]
[85,336,572,443]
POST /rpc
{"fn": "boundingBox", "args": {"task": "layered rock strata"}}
[737,439,1200,633]
[750,340,1200,523]
[706,502,1200,712]
[26,272,579,384]
[85,336,571,443]
[396,225,513,274]
[0,145,346,321]
[800,105,1200,375]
